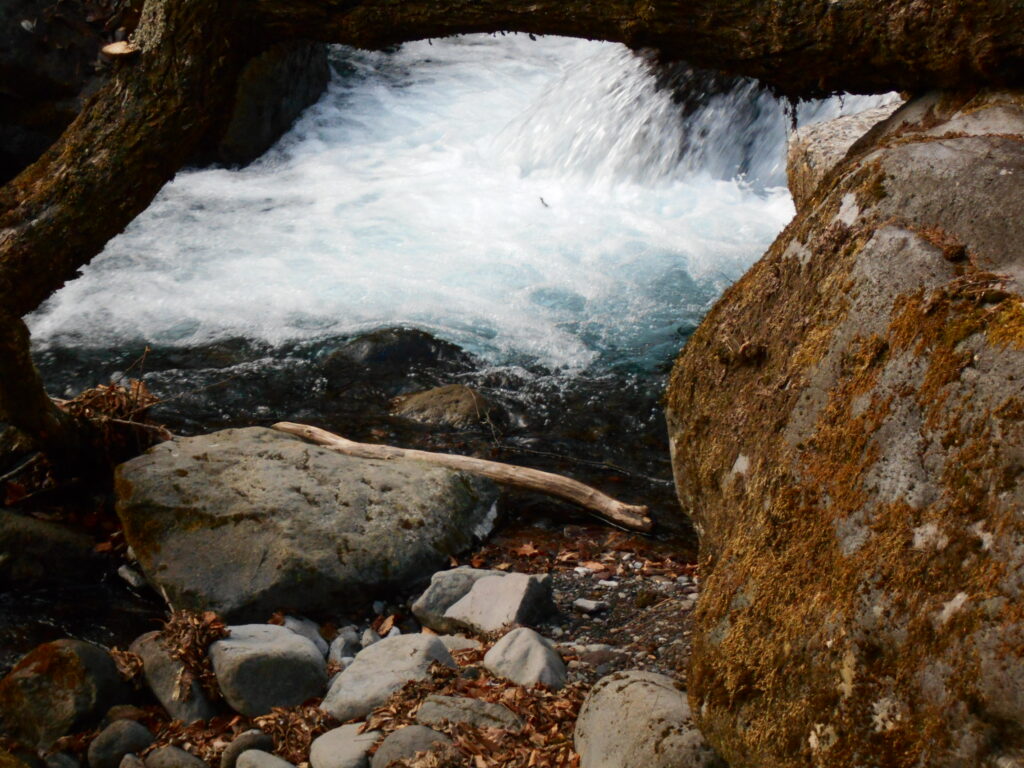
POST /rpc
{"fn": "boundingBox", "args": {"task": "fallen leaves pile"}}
[158,610,230,702]
[363,648,586,768]
[461,528,695,583]
[253,706,338,764]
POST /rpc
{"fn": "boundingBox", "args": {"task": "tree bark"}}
[0,0,247,456]
[255,0,1024,98]
[3,0,1024,462]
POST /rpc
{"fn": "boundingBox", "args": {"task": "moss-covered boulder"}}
[667,90,1024,767]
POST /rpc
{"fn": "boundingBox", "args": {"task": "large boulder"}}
[667,90,1024,767]
[115,427,497,619]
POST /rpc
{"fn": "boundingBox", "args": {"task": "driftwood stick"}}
[272,422,653,533]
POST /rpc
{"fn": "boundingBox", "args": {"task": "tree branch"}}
[273,422,654,532]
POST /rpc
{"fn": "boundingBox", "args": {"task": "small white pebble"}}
[573,598,608,614]
[598,580,619,588]
[118,565,147,589]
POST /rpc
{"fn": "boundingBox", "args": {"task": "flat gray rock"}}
[88,721,154,768]
[309,725,380,768]
[438,635,481,653]
[370,726,451,768]
[320,635,454,722]
[115,427,498,620]
[574,671,722,768]
[209,624,327,717]
[235,753,293,768]
[483,628,566,689]
[443,573,553,634]
[130,632,217,724]
[415,694,523,732]
[411,568,505,633]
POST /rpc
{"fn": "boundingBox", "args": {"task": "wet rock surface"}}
[115,427,498,620]
[668,90,1024,766]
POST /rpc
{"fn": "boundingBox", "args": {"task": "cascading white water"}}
[28,35,896,373]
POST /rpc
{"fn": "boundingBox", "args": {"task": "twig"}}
[273,422,652,532]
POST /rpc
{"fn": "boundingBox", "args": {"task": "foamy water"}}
[28,35,894,372]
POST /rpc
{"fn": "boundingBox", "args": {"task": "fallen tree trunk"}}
[257,0,1024,98]
[273,422,654,532]
[3,0,1024,463]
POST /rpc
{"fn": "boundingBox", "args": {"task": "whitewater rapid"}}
[28,35,893,373]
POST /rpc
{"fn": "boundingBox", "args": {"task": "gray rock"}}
[438,635,481,653]
[391,384,498,430]
[115,427,498,620]
[668,90,1024,766]
[119,757,145,768]
[130,632,217,724]
[46,753,81,768]
[0,510,99,586]
[415,695,523,731]
[411,568,506,633]
[309,725,380,768]
[786,101,902,211]
[483,628,566,689]
[327,626,360,664]
[216,41,328,166]
[235,753,292,768]
[209,624,327,717]
[443,573,554,634]
[572,599,607,614]
[0,639,130,749]
[360,628,381,650]
[220,731,273,768]
[144,747,207,768]
[574,671,722,768]
[87,721,154,768]
[370,726,451,768]
[283,616,328,657]
[320,635,455,722]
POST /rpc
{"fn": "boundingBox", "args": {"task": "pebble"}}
[361,628,381,648]
[117,565,147,589]
[597,580,619,588]
[573,599,608,614]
